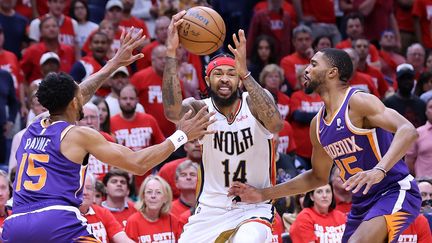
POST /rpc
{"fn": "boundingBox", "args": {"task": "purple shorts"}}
[342,176,421,243]
[1,205,99,243]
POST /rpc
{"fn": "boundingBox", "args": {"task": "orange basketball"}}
[178,6,226,55]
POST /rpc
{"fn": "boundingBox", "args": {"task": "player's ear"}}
[205,76,210,86]
[328,67,338,80]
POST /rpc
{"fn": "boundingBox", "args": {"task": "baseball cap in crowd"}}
[105,0,123,11]
[396,63,415,79]
[110,66,129,78]
[40,52,60,65]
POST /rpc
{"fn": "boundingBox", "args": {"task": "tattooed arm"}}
[163,10,205,122]
[228,29,283,133]
[80,29,146,103]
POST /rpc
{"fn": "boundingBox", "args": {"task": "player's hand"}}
[228,29,248,78]
[111,27,146,67]
[177,105,216,141]
[342,169,385,195]
[228,181,265,203]
[166,10,186,57]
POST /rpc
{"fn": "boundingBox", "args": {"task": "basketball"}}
[178,6,226,55]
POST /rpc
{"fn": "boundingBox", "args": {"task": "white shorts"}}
[179,202,274,243]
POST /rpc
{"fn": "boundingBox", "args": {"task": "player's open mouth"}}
[218,87,231,95]
[303,74,310,86]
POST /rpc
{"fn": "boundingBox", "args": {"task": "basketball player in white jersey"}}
[162,11,284,242]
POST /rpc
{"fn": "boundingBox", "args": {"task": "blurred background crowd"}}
[0,0,431,242]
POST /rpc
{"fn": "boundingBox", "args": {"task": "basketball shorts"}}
[1,205,99,243]
[342,175,421,243]
[179,202,274,243]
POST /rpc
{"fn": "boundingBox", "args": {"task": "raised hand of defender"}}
[228,181,265,203]
[227,29,248,78]
[166,10,186,54]
[177,106,216,141]
[342,169,385,195]
[112,27,146,67]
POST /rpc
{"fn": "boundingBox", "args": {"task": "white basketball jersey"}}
[197,92,276,208]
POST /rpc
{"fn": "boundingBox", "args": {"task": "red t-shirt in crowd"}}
[290,207,346,243]
[272,213,283,243]
[254,0,297,27]
[136,40,160,71]
[87,131,115,181]
[398,214,432,242]
[301,0,335,23]
[278,120,296,154]
[357,65,389,98]
[0,50,24,97]
[395,2,415,33]
[20,42,75,82]
[349,72,380,97]
[84,205,124,243]
[119,16,150,40]
[353,0,394,41]
[277,91,290,121]
[178,209,191,233]
[158,157,187,199]
[103,201,137,228]
[280,52,310,90]
[289,91,323,158]
[131,67,177,137]
[125,212,180,242]
[412,0,432,48]
[334,197,352,215]
[170,198,191,219]
[111,112,165,188]
[336,40,380,63]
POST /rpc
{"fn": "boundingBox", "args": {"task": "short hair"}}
[120,84,138,97]
[39,16,57,31]
[175,160,199,181]
[136,175,173,215]
[36,72,78,114]
[415,71,432,96]
[259,64,284,87]
[321,48,354,82]
[407,43,425,56]
[292,25,312,39]
[351,38,369,47]
[103,168,130,187]
[417,177,432,186]
[85,173,96,189]
[91,31,109,43]
[344,12,364,26]
[83,102,100,119]
[95,180,106,196]
[302,184,337,211]
[151,45,167,59]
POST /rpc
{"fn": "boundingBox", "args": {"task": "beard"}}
[120,105,136,117]
[208,87,240,107]
[304,71,326,94]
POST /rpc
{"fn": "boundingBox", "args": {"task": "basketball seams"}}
[198,7,225,35]
[181,17,223,41]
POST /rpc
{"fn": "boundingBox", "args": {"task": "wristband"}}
[373,166,387,177]
[167,130,188,150]
[240,71,251,80]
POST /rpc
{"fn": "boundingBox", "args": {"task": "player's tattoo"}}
[162,57,184,120]
[242,76,281,125]
[79,71,112,104]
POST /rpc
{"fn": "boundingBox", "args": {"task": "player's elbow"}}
[164,108,181,123]
[405,124,419,142]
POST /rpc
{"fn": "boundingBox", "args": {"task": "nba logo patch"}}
[336,118,344,131]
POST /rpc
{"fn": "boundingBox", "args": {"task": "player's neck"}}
[214,98,241,121]
[49,114,74,124]
[320,84,349,117]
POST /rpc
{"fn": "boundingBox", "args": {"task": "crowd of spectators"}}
[0,0,432,242]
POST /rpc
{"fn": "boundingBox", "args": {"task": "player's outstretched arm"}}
[343,92,418,194]
[228,116,333,202]
[162,10,192,122]
[70,106,215,175]
[80,28,146,104]
[228,29,283,133]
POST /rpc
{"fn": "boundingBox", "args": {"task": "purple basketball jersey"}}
[317,88,410,203]
[13,118,87,213]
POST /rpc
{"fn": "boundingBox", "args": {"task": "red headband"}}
[206,57,236,76]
